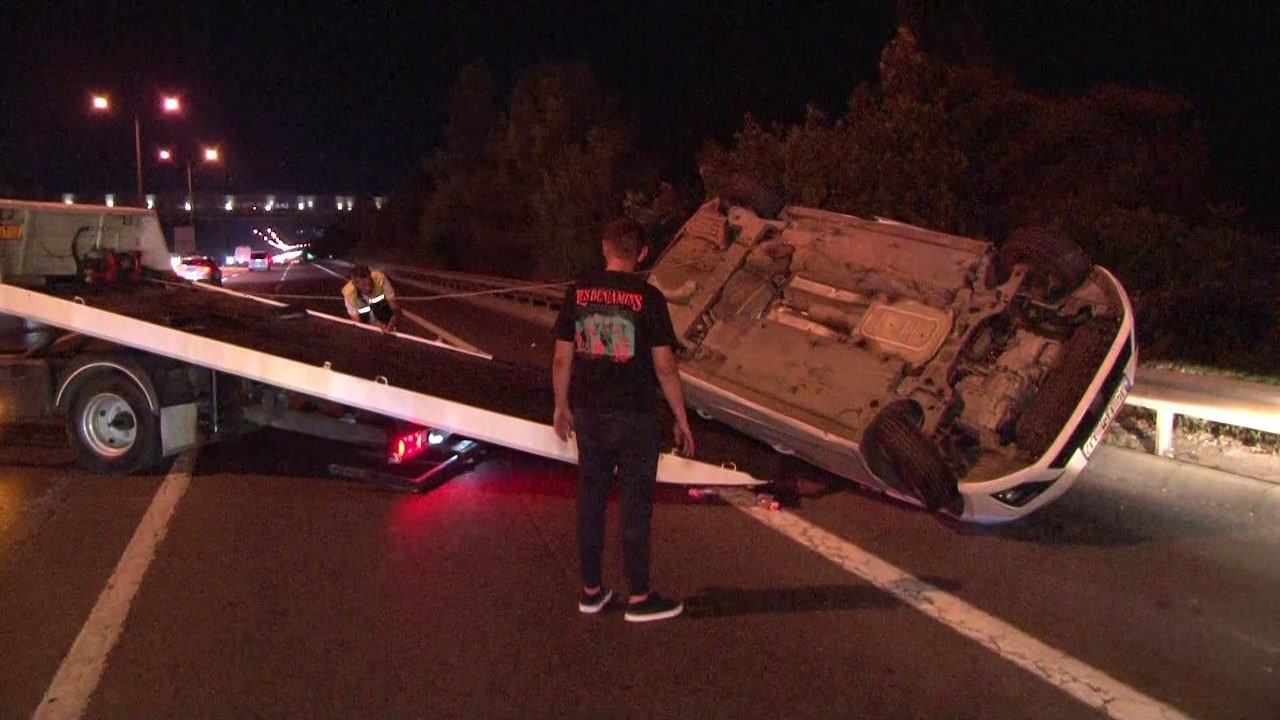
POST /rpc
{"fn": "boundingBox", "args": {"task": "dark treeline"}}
[324,25,1278,376]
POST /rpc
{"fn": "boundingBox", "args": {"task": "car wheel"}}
[720,172,784,220]
[64,372,161,474]
[1014,319,1118,458]
[995,226,1091,299]
[861,400,959,512]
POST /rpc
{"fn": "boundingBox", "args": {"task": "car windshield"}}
[251,252,267,259]
[181,257,211,266]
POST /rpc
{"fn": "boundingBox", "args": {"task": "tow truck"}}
[0,199,764,490]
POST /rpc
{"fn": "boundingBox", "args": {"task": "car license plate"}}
[1083,375,1133,459]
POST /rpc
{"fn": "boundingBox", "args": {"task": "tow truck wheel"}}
[65,373,161,475]
[862,400,959,512]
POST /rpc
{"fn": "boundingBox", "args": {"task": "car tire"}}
[996,226,1091,298]
[862,400,959,512]
[720,172,784,220]
[64,372,161,475]
[1014,319,1118,458]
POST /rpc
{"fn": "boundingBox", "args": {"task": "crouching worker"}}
[342,264,401,333]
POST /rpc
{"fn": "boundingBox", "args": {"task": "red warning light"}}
[390,428,429,464]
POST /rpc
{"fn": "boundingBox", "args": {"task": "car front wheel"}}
[861,400,959,513]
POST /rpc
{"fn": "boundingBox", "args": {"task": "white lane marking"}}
[718,487,1197,720]
[313,262,347,281]
[33,451,197,720]
[272,263,291,297]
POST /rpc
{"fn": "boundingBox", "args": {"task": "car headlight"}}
[992,480,1056,508]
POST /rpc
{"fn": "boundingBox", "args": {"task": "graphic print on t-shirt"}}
[572,286,647,363]
[575,311,636,362]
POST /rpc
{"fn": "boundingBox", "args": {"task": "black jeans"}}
[574,407,661,596]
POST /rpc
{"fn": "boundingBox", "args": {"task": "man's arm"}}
[382,277,401,311]
[652,345,695,456]
[341,286,361,322]
[552,340,575,441]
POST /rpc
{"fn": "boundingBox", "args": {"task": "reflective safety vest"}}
[343,272,394,324]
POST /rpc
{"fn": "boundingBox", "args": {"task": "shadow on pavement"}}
[958,449,1280,547]
[684,583,898,619]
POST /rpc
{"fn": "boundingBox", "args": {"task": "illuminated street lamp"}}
[158,145,222,219]
[89,92,183,206]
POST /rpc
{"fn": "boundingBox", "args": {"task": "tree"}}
[418,61,638,279]
[697,21,1269,371]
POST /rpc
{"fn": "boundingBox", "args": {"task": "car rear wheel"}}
[862,400,959,512]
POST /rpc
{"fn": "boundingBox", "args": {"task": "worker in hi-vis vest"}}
[342,264,401,333]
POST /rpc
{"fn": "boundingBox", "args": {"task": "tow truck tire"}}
[862,400,959,512]
[996,226,1091,298]
[721,172,784,220]
[65,372,161,475]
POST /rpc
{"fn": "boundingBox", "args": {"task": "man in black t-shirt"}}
[552,218,695,623]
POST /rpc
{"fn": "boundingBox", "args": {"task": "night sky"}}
[3,1,1277,223]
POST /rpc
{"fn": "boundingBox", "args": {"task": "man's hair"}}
[349,264,372,280]
[602,218,644,261]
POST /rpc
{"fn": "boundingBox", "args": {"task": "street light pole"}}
[133,112,144,205]
[91,92,182,207]
[186,162,194,225]
[160,145,220,256]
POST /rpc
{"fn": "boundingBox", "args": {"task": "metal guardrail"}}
[380,264,1280,455]
[1126,369,1280,456]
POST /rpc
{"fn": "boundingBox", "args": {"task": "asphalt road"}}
[1,263,1277,720]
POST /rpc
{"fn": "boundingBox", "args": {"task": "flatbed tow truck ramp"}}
[0,278,770,488]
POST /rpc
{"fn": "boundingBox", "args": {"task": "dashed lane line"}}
[312,262,348,282]
[718,487,1197,720]
[32,450,197,720]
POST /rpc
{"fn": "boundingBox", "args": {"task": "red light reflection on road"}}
[385,452,577,546]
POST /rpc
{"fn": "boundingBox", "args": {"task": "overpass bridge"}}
[54,190,389,222]
[51,190,388,259]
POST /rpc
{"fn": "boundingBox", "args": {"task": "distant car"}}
[648,177,1135,524]
[173,255,222,286]
[248,251,272,272]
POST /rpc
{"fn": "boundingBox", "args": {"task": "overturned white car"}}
[650,182,1136,523]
